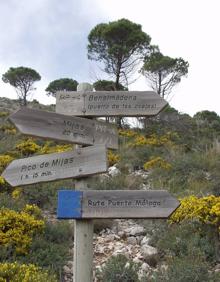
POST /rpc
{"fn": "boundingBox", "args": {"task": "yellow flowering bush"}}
[39,141,73,154]
[108,150,120,166]
[170,195,220,232]
[118,129,138,138]
[0,176,6,186]
[15,139,41,156]
[0,124,17,135]
[0,155,14,190]
[0,205,45,254]
[0,262,57,282]
[0,111,9,118]
[0,176,9,192]
[0,155,14,173]
[129,132,177,147]
[143,156,172,170]
[11,187,22,199]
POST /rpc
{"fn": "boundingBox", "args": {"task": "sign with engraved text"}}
[9,108,118,149]
[56,91,168,117]
[57,190,180,219]
[2,145,108,187]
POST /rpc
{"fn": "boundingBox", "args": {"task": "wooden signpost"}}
[9,108,118,149]
[57,190,180,219]
[2,144,108,186]
[56,90,168,117]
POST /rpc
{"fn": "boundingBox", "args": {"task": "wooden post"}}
[74,83,94,282]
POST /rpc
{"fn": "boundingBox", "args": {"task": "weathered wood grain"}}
[57,190,180,219]
[10,108,118,149]
[56,91,168,117]
[2,145,108,187]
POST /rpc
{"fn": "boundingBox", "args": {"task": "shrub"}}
[90,173,142,191]
[0,205,45,254]
[11,187,22,200]
[108,150,120,166]
[21,221,73,278]
[0,262,57,282]
[162,255,213,282]
[156,221,218,264]
[143,156,172,170]
[15,138,41,156]
[170,195,220,233]
[0,155,14,173]
[38,141,73,154]
[0,111,9,118]
[128,132,176,148]
[0,192,25,211]
[97,254,140,282]
[22,179,74,209]
[118,129,138,138]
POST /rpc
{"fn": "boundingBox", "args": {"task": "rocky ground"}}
[62,218,162,282]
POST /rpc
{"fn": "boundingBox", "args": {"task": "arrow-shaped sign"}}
[57,190,180,219]
[9,108,118,149]
[1,145,108,187]
[56,91,168,117]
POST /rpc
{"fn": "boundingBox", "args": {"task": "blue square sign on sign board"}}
[57,190,82,219]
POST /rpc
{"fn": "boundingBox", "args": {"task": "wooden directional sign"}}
[56,91,168,117]
[57,190,180,219]
[1,145,108,187]
[9,108,118,149]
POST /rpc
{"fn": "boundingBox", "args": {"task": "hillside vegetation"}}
[0,98,220,281]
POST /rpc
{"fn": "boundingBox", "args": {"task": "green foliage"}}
[0,262,57,282]
[15,138,41,156]
[194,110,220,123]
[141,51,189,98]
[45,78,78,97]
[155,222,218,263]
[22,179,74,209]
[88,18,151,87]
[162,256,215,282]
[0,112,9,118]
[93,80,127,91]
[97,254,140,282]
[148,150,219,195]
[90,173,142,191]
[148,221,220,281]
[20,221,73,275]
[193,110,220,138]
[2,67,41,106]
[0,205,44,254]
[0,192,25,211]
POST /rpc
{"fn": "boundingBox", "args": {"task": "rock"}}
[141,262,150,271]
[108,165,120,177]
[214,263,220,273]
[132,170,150,179]
[66,261,73,269]
[63,265,72,274]
[127,236,137,245]
[105,234,115,242]
[141,236,151,246]
[141,245,158,267]
[136,235,144,245]
[140,183,150,190]
[133,257,142,264]
[128,226,145,236]
[112,248,129,258]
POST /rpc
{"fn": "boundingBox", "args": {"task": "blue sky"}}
[0,0,220,116]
